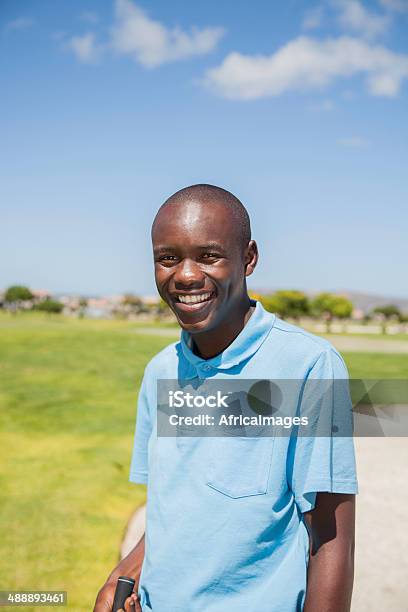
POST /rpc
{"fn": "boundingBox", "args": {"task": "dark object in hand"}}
[112,576,136,612]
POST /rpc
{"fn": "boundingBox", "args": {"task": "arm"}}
[303,493,355,612]
[93,535,145,611]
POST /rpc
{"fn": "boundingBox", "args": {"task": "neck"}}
[191,295,254,360]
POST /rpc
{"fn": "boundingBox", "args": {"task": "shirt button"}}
[203,365,212,371]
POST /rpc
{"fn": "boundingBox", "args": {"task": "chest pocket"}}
[206,436,274,498]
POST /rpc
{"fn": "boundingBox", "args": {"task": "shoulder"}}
[270,317,347,371]
[144,340,181,371]
[272,316,334,350]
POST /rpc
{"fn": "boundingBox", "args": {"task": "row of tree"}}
[250,290,407,333]
[1,286,65,313]
[1,285,407,333]
[117,294,168,315]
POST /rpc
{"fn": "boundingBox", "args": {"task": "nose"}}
[174,258,205,289]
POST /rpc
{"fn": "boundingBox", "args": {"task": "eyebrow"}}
[154,242,226,255]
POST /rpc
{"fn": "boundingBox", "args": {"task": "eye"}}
[156,254,178,265]
[200,252,220,260]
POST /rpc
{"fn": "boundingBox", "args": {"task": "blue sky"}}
[1,0,407,297]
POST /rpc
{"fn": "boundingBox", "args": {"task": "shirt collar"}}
[180,300,275,378]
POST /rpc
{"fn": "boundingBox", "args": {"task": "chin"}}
[175,309,217,334]
[177,317,211,333]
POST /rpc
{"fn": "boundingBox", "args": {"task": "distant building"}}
[32,289,52,300]
[352,308,365,320]
[141,295,160,306]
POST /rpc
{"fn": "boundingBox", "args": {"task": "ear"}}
[244,240,258,277]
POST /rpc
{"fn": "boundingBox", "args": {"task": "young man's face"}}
[152,199,255,333]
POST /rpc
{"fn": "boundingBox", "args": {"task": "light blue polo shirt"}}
[130,300,358,612]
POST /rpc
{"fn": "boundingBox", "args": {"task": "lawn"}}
[1,313,407,610]
[0,314,170,611]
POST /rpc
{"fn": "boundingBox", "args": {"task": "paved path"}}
[326,337,408,354]
[352,437,408,611]
[121,438,408,610]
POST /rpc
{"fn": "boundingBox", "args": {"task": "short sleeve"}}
[129,373,153,484]
[287,349,359,513]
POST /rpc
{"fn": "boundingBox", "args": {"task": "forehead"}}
[152,199,240,248]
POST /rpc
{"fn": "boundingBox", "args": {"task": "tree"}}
[122,294,143,308]
[35,299,64,314]
[311,293,353,333]
[4,285,34,312]
[275,290,309,320]
[119,294,145,318]
[260,290,309,320]
[78,297,88,319]
[372,304,401,334]
[259,294,284,316]
[398,312,408,324]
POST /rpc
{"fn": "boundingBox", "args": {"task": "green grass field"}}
[1,313,407,610]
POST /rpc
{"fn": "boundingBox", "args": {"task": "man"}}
[94,184,358,612]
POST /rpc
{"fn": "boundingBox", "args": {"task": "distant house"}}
[32,289,52,300]
[141,295,160,306]
[352,308,365,320]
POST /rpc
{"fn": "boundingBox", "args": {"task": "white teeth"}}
[178,292,212,304]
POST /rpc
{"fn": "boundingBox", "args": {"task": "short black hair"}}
[154,184,251,248]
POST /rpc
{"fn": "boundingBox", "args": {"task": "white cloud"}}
[5,17,34,32]
[66,33,102,63]
[334,0,390,39]
[111,0,224,68]
[379,0,408,11]
[204,36,408,100]
[302,6,324,30]
[338,136,370,147]
[80,11,99,24]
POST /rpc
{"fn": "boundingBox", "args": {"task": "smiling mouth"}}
[175,291,215,304]
[172,291,216,312]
